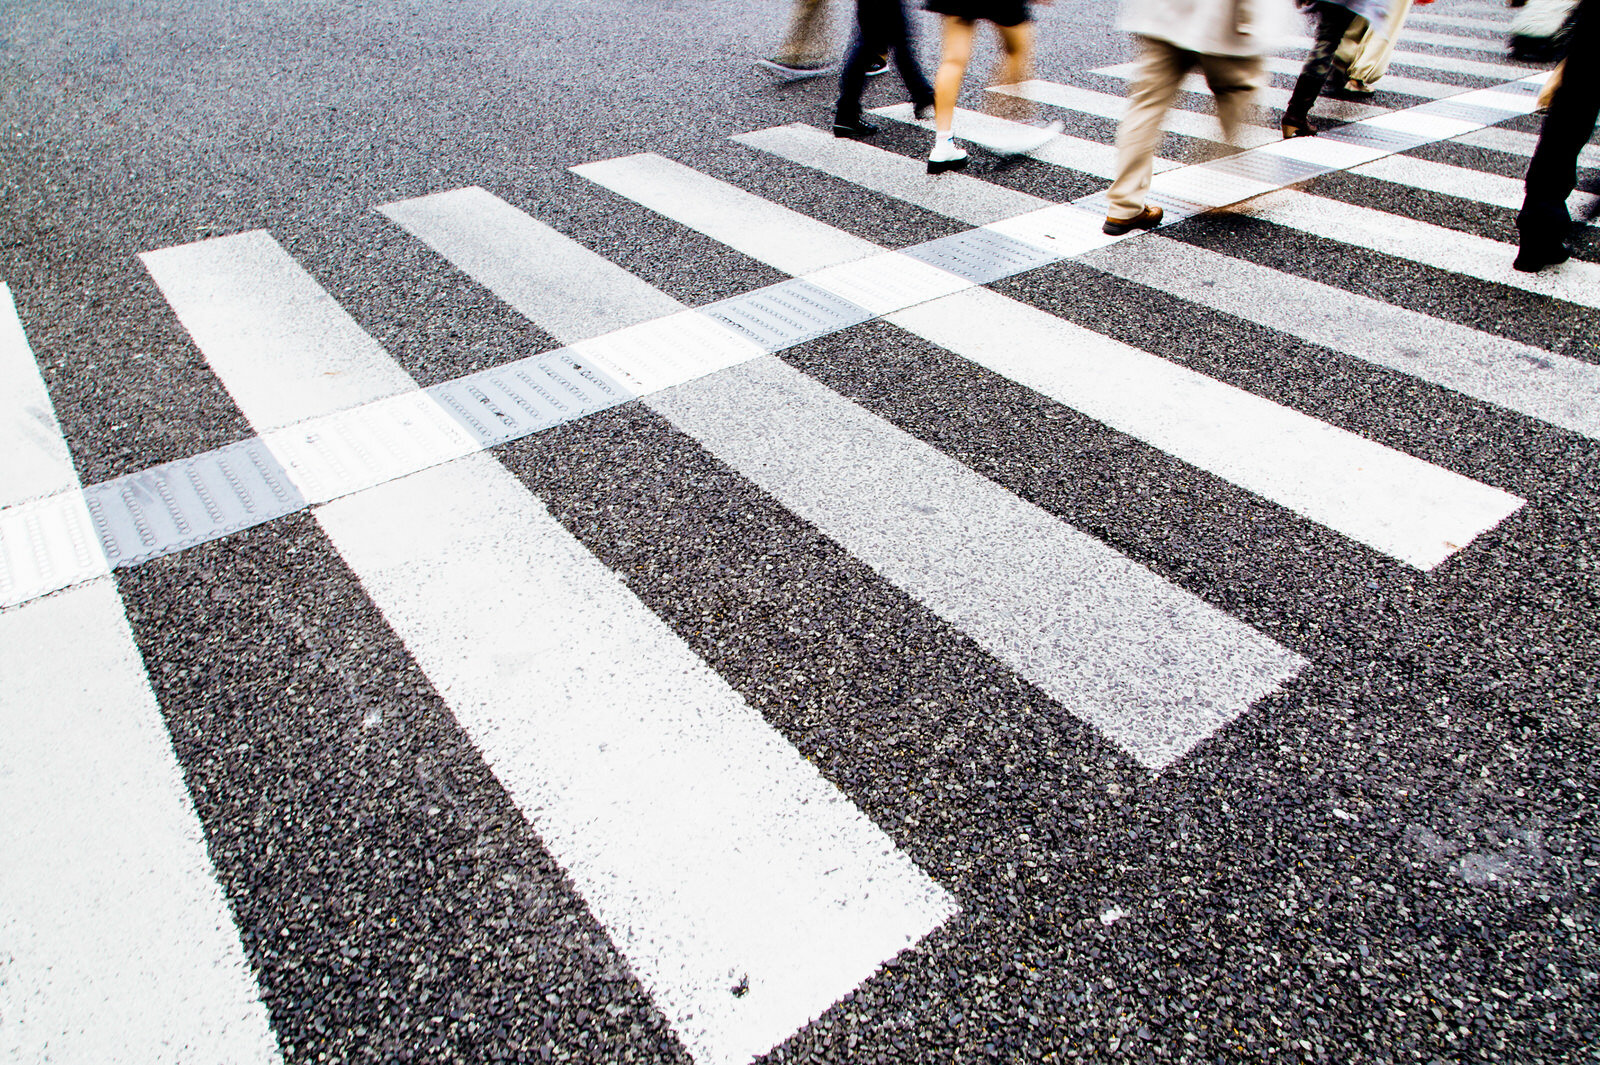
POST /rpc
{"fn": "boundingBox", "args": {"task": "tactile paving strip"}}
[804,251,973,316]
[702,278,874,350]
[430,349,629,447]
[0,491,109,608]
[903,227,1062,284]
[574,309,764,394]
[1414,98,1528,126]
[82,437,305,568]
[1202,150,1331,186]
[1323,123,1432,153]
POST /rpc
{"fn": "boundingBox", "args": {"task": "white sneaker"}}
[989,119,1064,157]
[927,139,969,175]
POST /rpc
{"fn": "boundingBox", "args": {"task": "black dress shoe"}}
[833,118,880,139]
[913,100,934,121]
[1513,240,1571,272]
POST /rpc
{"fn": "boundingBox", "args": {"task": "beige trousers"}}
[776,0,833,65]
[1107,37,1263,220]
[1333,0,1415,86]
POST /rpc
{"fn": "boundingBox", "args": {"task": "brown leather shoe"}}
[1101,204,1164,236]
[1281,115,1317,139]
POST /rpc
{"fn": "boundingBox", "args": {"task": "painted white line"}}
[412,174,1305,771]
[0,286,280,1064]
[733,124,1050,226]
[892,288,1524,569]
[1090,63,1391,121]
[0,283,110,607]
[867,102,1183,179]
[143,229,956,1065]
[1393,25,1520,51]
[1085,235,1600,440]
[1408,11,1514,32]
[653,355,1307,769]
[573,153,1522,569]
[1241,188,1600,310]
[989,80,1283,148]
[141,235,479,506]
[141,232,415,427]
[1352,153,1600,219]
[0,284,81,507]
[1258,56,1467,98]
[1453,126,1600,171]
[1284,40,1536,80]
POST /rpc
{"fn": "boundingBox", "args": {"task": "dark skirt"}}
[924,0,1031,26]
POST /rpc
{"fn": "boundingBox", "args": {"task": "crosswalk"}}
[3,14,1597,1062]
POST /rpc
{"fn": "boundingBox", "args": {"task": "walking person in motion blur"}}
[760,0,838,79]
[924,0,1063,174]
[1280,0,1389,137]
[834,0,937,137]
[1515,0,1598,271]
[1102,0,1294,234]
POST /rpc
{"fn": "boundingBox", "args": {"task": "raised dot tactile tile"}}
[81,437,305,568]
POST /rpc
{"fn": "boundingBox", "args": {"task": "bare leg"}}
[934,16,976,135]
[988,19,1035,120]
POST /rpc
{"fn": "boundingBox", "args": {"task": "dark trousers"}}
[1284,1,1360,122]
[835,0,933,124]
[1519,0,1600,250]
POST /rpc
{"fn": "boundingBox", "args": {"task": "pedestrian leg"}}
[1282,1,1360,136]
[1105,36,1193,227]
[835,0,895,135]
[779,0,832,65]
[1517,0,1600,269]
[886,0,934,114]
[1197,51,1264,144]
[929,16,978,172]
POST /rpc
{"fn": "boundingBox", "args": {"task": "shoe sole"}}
[756,60,834,82]
[927,156,969,175]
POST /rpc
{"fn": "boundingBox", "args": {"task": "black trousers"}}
[1284,1,1360,123]
[835,0,934,124]
[1519,0,1600,249]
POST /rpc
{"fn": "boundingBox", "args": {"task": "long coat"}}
[1119,0,1299,55]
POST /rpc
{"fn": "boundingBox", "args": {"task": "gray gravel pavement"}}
[1,1,1597,1062]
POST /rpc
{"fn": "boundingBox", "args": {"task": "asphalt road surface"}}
[2,1,1598,1062]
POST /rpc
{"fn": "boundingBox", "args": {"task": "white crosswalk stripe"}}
[1238,189,1600,308]
[866,102,1173,179]
[140,231,957,1065]
[989,79,1283,148]
[1090,63,1393,120]
[1080,236,1600,440]
[1351,152,1599,218]
[0,284,282,1065]
[1281,40,1537,80]
[990,79,1596,222]
[1453,125,1600,170]
[733,124,1050,225]
[573,152,1523,570]
[386,183,1305,771]
[1406,11,1514,33]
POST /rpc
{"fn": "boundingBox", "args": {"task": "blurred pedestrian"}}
[835,0,937,137]
[1515,0,1597,270]
[1102,0,1293,233]
[1281,0,1388,138]
[760,0,837,79]
[925,0,1063,174]
[1331,0,1430,96]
